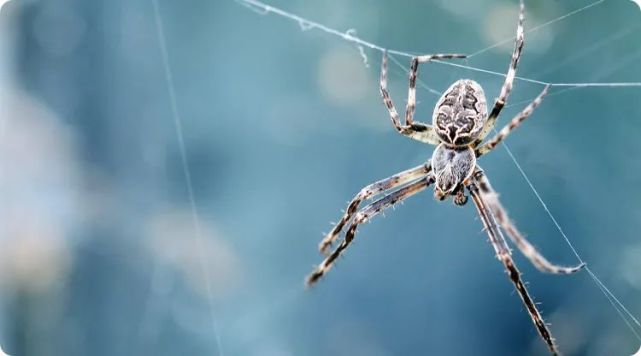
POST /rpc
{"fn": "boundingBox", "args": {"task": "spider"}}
[305,3,585,355]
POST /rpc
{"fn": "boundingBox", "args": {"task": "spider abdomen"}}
[433,79,488,146]
[431,144,476,197]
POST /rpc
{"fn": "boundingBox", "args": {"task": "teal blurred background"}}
[1,0,641,355]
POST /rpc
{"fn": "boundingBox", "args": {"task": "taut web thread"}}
[151,0,225,355]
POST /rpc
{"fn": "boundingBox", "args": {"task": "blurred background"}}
[0,0,640,355]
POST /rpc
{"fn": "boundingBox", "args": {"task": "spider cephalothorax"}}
[432,144,475,200]
[307,3,584,355]
[433,79,488,146]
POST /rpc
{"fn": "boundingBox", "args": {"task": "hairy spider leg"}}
[474,169,584,274]
[467,170,558,355]
[476,85,550,156]
[308,176,434,286]
[319,162,432,254]
[380,51,465,145]
[476,1,525,143]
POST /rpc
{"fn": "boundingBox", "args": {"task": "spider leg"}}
[380,51,465,145]
[476,1,525,143]
[475,170,585,274]
[466,170,559,355]
[405,53,466,126]
[318,162,432,254]
[307,176,434,286]
[476,85,549,156]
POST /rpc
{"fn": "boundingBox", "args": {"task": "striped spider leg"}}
[308,172,435,286]
[380,50,466,145]
[318,162,432,254]
[474,170,585,274]
[475,1,525,145]
[476,84,550,157]
[466,170,558,355]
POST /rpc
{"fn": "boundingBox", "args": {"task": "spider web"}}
[150,0,224,354]
[235,0,641,348]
